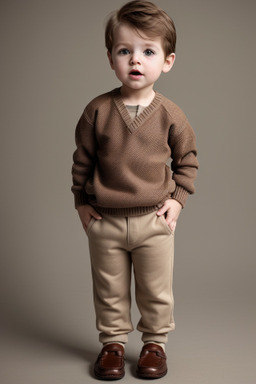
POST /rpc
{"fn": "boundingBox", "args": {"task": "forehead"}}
[113,23,163,47]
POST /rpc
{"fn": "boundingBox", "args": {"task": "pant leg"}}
[130,212,175,344]
[87,214,133,344]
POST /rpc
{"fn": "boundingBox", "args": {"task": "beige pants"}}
[87,211,175,344]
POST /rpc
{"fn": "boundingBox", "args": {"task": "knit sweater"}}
[71,88,198,216]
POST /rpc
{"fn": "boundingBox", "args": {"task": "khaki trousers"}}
[87,211,175,344]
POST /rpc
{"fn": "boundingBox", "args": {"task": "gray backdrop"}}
[1,0,255,383]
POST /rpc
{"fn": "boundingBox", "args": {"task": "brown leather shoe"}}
[137,343,167,379]
[94,343,125,380]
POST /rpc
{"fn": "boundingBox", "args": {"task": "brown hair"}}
[105,1,176,57]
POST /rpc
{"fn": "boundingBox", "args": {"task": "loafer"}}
[94,343,125,380]
[137,343,167,379]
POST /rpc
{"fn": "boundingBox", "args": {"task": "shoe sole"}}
[94,369,125,380]
[137,369,167,379]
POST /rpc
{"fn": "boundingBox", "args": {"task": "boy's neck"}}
[120,86,156,106]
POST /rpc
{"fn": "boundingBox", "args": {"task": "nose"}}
[130,52,141,65]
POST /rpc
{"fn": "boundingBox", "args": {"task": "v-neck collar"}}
[112,88,163,134]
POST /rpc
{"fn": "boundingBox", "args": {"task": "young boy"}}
[71,1,198,380]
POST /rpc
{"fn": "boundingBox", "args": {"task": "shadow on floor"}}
[126,353,139,378]
[1,317,97,378]
[1,317,147,379]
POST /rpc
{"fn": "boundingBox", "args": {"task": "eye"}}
[118,48,130,55]
[144,49,155,56]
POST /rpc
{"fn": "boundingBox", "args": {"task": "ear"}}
[107,51,114,70]
[162,53,176,73]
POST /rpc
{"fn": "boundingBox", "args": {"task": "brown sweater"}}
[72,88,198,216]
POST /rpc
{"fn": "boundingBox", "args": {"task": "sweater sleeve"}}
[71,109,97,208]
[169,118,199,207]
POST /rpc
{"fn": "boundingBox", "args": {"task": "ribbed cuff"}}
[171,186,189,208]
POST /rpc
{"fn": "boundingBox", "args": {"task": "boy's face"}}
[108,24,175,96]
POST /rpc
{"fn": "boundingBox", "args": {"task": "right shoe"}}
[94,343,125,380]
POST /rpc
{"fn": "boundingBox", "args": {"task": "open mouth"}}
[129,70,142,76]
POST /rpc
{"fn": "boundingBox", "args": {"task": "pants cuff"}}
[142,333,169,344]
[99,333,128,344]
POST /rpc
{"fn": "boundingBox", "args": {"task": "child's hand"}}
[77,204,102,232]
[157,199,182,232]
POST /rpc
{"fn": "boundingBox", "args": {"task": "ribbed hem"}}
[74,191,88,208]
[171,186,189,208]
[95,205,159,217]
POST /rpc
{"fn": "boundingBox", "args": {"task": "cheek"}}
[113,59,126,73]
[112,64,126,81]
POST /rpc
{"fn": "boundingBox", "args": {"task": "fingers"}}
[77,205,102,232]
[169,221,176,232]
[90,208,102,220]
[85,207,102,229]
[165,209,173,225]
[165,210,176,232]
[157,202,169,216]
[157,199,181,232]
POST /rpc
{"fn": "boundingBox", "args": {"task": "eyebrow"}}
[114,41,161,50]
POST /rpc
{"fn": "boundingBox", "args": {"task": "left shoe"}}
[137,343,167,379]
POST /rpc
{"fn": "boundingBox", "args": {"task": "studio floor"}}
[1,299,255,384]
